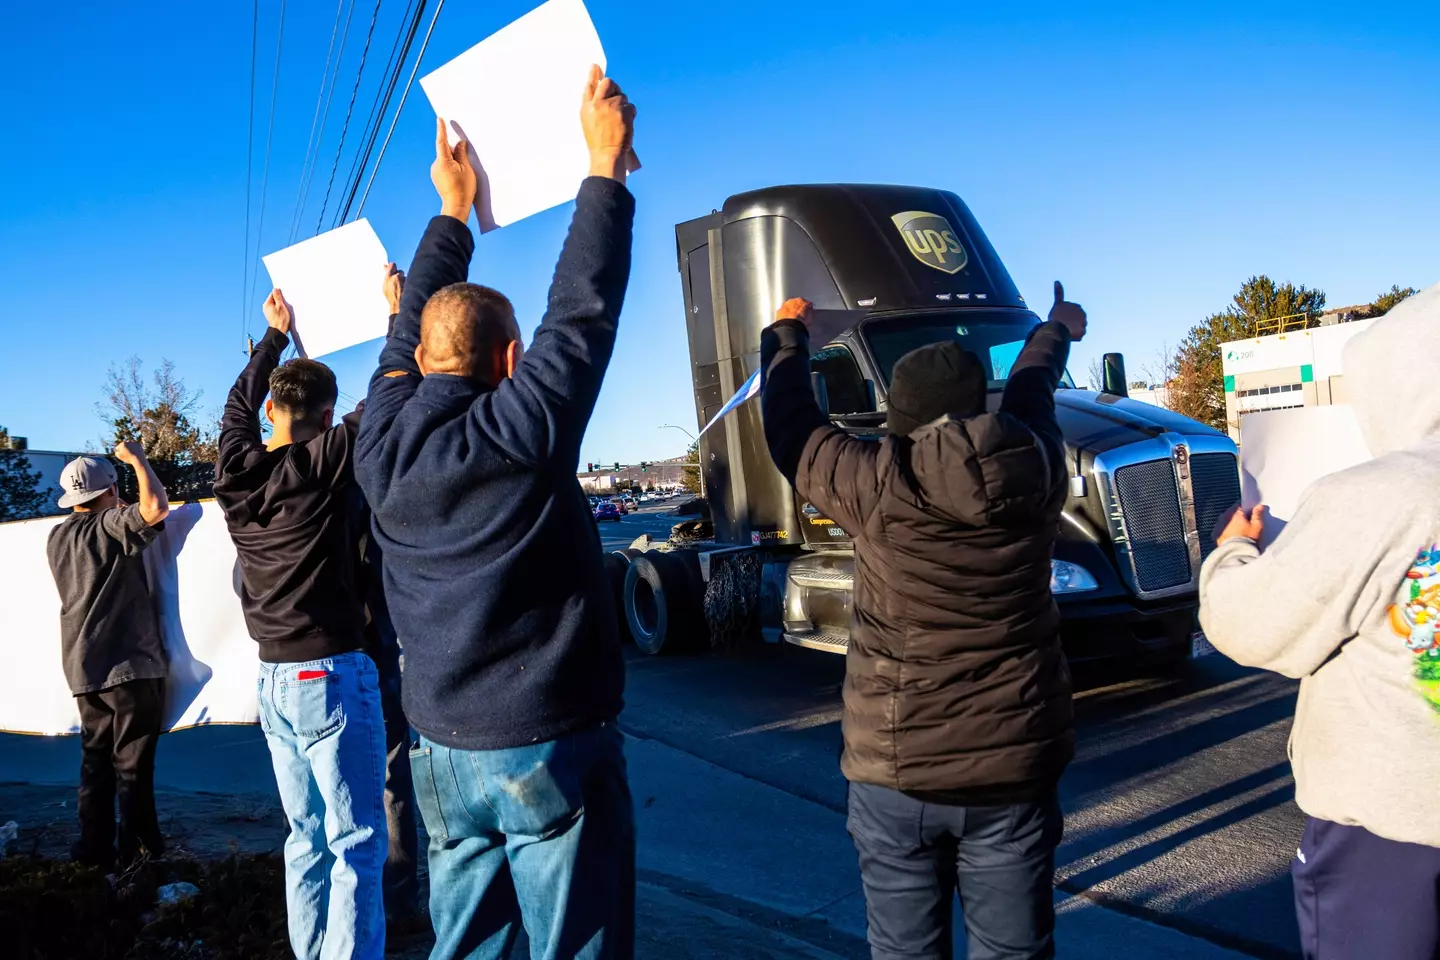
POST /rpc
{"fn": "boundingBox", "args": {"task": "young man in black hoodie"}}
[355,67,636,959]
[760,288,1086,960]
[214,291,387,960]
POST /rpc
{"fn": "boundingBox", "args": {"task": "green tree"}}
[1371,285,1417,316]
[0,426,54,522]
[98,357,219,501]
[682,441,702,495]
[1168,276,1326,430]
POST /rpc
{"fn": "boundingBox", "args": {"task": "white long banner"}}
[0,501,260,736]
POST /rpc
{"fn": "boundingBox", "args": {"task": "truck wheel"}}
[625,552,703,656]
[614,548,645,562]
[601,551,633,643]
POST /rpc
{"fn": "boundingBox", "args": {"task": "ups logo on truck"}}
[891,211,969,275]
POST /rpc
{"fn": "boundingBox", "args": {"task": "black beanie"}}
[886,341,988,436]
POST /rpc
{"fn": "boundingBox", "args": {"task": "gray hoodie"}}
[1200,281,1440,848]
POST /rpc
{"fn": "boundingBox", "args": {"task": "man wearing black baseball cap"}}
[46,442,170,869]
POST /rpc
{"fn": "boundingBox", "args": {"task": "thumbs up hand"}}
[1048,281,1087,342]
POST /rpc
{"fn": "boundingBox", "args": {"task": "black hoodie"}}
[212,327,365,663]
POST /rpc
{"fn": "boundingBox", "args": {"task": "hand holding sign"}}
[774,297,814,327]
[1215,504,1267,546]
[581,64,636,183]
[382,263,405,316]
[432,117,477,221]
[1049,281,1087,342]
[263,288,293,335]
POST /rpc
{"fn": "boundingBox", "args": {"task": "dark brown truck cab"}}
[638,183,1238,664]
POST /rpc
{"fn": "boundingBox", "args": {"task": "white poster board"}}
[1239,405,1372,548]
[420,0,628,232]
[0,502,260,736]
[262,219,390,359]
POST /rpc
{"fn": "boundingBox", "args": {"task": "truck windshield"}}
[861,312,1075,390]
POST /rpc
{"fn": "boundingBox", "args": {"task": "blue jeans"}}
[258,652,389,960]
[847,781,1063,960]
[410,723,635,960]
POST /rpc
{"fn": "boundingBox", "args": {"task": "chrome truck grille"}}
[1095,435,1241,600]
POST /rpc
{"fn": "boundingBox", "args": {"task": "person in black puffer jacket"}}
[760,285,1087,960]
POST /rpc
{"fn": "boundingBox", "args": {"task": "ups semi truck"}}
[613,183,1239,663]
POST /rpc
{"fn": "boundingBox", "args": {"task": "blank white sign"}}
[419,0,608,232]
[262,218,390,359]
[1239,405,1372,548]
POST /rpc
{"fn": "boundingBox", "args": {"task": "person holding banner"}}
[758,288,1086,960]
[355,66,637,960]
[1201,283,1440,960]
[213,292,387,960]
[47,443,170,870]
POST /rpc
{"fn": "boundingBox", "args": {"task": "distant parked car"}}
[594,500,621,522]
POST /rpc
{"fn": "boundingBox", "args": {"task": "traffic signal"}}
[586,463,593,472]
[641,462,648,472]
[614,461,621,471]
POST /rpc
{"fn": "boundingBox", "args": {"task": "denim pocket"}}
[478,738,586,842]
[283,673,344,739]
[256,676,273,736]
[410,744,449,843]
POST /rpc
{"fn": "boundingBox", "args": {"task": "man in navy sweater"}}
[355,66,637,960]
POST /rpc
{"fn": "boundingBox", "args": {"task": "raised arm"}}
[217,289,290,474]
[357,122,477,466]
[113,441,168,526]
[760,298,880,535]
[465,66,637,466]
[999,282,1082,452]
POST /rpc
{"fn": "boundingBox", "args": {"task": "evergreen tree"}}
[0,426,54,522]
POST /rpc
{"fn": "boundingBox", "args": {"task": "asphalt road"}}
[607,504,1303,958]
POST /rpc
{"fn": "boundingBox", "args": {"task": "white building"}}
[1220,316,1377,440]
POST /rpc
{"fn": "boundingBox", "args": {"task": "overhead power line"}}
[290,0,360,243]
[246,0,290,327]
[332,0,422,226]
[352,0,447,221]
[285,0,349,245]
[240,0,260,345]
[315,0,385,234]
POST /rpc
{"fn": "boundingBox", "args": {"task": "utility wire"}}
[240,0,259,345]
[315,0,385,234]
[285,0,348,245]
[335,3,425,227]
[291,0,360,243]
[246,0,290,325]
[352,0,446,221]
[332,0,420,226]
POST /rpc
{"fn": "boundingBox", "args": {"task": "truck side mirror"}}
[811,372,831,414]
[1102,353,1129,398]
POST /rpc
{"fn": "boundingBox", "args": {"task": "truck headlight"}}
[1050,559,1099,594]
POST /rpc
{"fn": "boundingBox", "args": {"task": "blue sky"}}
[1,1,1435,462]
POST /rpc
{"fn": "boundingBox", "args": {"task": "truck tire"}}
[614,548,645,562]
[601,551,633,643]
[625,552,703,656]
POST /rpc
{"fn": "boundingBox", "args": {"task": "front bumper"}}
[1056,594,1197,664]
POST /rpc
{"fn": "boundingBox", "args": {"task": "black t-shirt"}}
[46,503,168,695]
